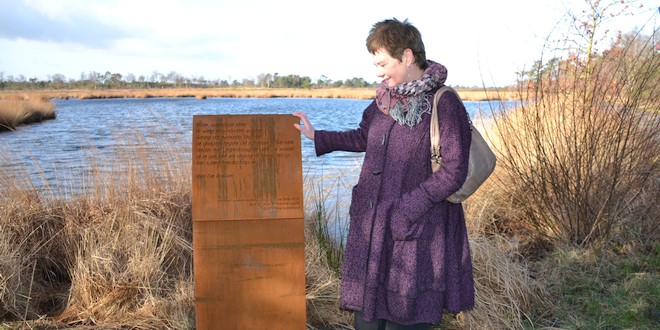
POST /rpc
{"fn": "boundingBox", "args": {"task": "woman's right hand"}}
[292,112,315,140]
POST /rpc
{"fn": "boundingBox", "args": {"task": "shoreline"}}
[0,87,518,131]
[0,97,56,132]
[0,87,519,102]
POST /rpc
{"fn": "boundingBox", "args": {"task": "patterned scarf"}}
[375,60,448,127]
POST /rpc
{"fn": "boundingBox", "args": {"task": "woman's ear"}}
[403,48,414,67]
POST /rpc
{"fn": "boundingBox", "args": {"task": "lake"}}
[0,97,500,215]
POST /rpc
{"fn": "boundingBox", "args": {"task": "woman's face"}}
[372,48,408,88]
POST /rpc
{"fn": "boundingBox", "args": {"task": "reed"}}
[459,184,550,329]
[0,87,518,103]
[0,127,194,328]
[0,94,56,131]
[0,119,543,329]
[5,74,653,328]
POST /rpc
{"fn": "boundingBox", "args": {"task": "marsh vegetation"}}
[0,1,658,329]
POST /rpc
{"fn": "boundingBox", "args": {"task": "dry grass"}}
[0,124,359,329]
[457,182,551,329]
[0,94,56,131]
[0,118,544,329]
[0,87,518,103]
[1,88,378,101]
[461,235,547,329]
[0,129,194,328]
[453,24,659,327]
[7,79,647,328]
[305,221,353,330]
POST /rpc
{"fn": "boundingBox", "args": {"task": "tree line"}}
[3,31,655,92]
[0,70,379,91]
[517,31,658,98]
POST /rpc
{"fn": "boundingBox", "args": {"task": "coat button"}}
[372,169,382,176]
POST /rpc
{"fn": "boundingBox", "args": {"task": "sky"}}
[0,0,658,87]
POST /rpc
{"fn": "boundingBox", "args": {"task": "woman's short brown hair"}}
[366,18,428,70]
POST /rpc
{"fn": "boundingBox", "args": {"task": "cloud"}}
[0,0,131,48]
[1,0,655,86]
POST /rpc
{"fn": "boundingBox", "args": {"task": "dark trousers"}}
[354,312,431,330]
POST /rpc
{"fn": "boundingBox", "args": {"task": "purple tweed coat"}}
[314,87,475,325]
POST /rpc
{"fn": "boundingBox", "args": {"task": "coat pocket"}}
[389,204,431,241]
[385,238,433,297]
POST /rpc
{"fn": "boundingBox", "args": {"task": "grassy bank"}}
[0,121,547,329]
[0,87,518,102]
[1,97,657,328]
[3,6,658,329]
[1,74,657,329]
[0,95,56,131]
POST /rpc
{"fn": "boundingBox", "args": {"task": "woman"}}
[293,18,474,329]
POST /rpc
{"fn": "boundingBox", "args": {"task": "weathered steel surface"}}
[192,114,304,221]
[192,114,305,329]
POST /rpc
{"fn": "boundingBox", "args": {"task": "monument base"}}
[193,219,305,329]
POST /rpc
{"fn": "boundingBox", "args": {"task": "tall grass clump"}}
[0,113,551,329]
[447,184,548,329]
[487,2,659,247]
[305,176,353,275]
[0,126,195,328]
[304,171,354,329]
[0,94,56,131]
[0,124,363,329]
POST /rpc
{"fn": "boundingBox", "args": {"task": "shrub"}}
[487,8,659,246]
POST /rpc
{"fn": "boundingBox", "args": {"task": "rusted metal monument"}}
[192,114,305,329]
